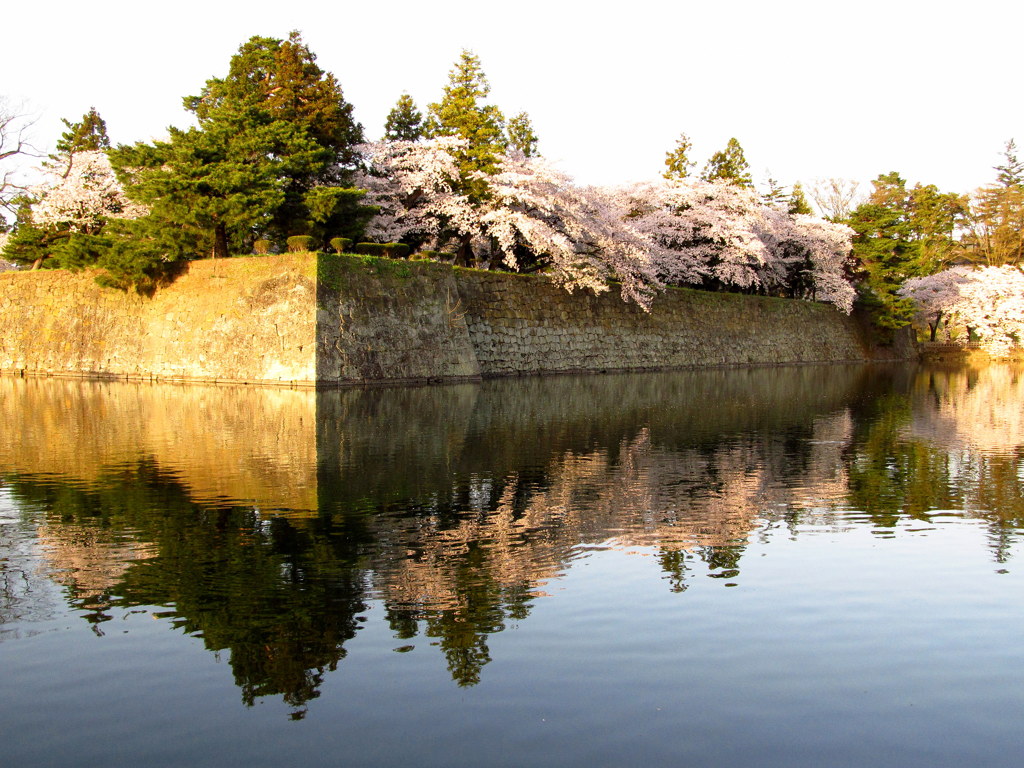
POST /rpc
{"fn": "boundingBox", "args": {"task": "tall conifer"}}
[426,50,506,198]
[384,94,424,141]
[701,138,753,187]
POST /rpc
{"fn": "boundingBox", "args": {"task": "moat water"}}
[2,363,1023,767]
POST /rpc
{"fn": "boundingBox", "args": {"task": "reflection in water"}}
[1,364,1023,713]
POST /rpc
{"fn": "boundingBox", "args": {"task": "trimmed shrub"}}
[329,237,353,254]
[286,235,315,253]
[385,243,410,259]
[354,242,389,257]
[354,242,411,259]
[253,239,271,255]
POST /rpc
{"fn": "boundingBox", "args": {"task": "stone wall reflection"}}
[0,377,318,511]
[4,363,1022,703]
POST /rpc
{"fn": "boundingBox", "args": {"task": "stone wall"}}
[457,270,868,375]
[0,253,893,386]
[314,255,479,383]
[0,254,318,384]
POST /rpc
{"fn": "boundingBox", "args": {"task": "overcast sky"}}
[6,0,1021,202]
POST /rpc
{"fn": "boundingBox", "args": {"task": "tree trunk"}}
[456,234,474,267]
[212,222,229,259]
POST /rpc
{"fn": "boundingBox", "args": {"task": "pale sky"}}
[6,0,1021,204]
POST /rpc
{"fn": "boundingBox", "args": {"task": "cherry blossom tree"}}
[900,265,1024,353]
[479,153,659,306]
[2,150,146,270]
[31,150,146,234]
[606,179,855,311]
[356,142,856,312]
[609,179,769,290]
[356,140,660,306]
[761,211,857,312]
[952,266,1024,354]
[355,137,477,250]
[899,266,975,341]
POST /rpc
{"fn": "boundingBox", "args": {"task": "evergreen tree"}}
[847,173,918,331]
[788,182,813,215]
[54,107,110,156]
[701,137,753,187]
[89,32,373,289]
[383,93,424,141]
[994,138,1023,188]
[506,112,538,157]
[182,31,366,241]
[847,172,968,330]
[425,50,507,197]
[110,111,328,263]
[663,133,695,181]
[962,142,1024,266]
[761,172,787,206]
[187,32,363,170]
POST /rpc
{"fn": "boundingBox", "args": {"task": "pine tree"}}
[663,133,695,181]
[426,49,507,197]
[506,112,538,157]
[761,172,787,206]
[47,107,111,179]
[175,32,366,243]
[847,172,967,329]
[98,32,372,287]
[963,145,1024,266]
[701,137,753,187]
[187,31,363,171]
[788,182,813,215]
[55,107,110,155]
[384,93,424,141]
[994,139,1023,188]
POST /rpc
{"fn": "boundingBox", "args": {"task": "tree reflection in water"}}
[1,362,1021,713]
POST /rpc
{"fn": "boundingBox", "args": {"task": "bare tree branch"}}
[0,98,41,221]
[809,178,862,221]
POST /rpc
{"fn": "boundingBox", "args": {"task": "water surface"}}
[1,364,1023,766]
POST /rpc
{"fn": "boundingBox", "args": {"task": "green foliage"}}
[110,107,325,261]
[253,239,271,254]
[354,242,410,258]
[302,186,375,244]
[93,236,171,292]
[329,237,352,253]
[1,220,53,268]
[91,32,374,289]
[183,31,366,242]
[788,182,813,215]
[663,133,695,181]
[701,137,753,187]
[354,242,387,257]
[761,174,786,205]
[426,49,507,199]
[963,184,1024,266]
[384,93,424,141]
[506,112,538,158]
[287,235,315,252]
[53,107,110,157]
[186,31,363,171]
[994,138,1023,188]
[847,171,968,330]
[961,142,1024,267]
